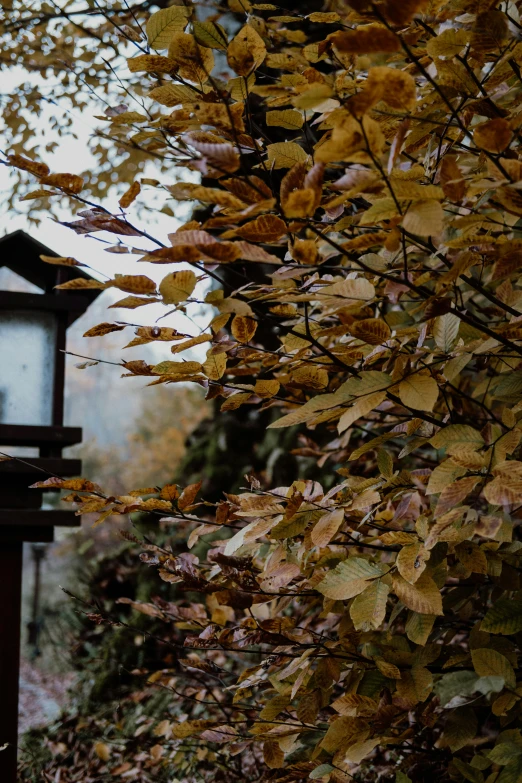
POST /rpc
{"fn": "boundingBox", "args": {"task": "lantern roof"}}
[0,229,102,325]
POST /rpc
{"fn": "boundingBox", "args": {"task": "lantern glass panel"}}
[0,311,56,425]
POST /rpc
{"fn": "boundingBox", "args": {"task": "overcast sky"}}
[1,64,207,334]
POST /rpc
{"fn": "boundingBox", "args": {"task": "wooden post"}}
[0,539,23,781]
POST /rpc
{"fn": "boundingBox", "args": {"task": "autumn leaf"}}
[83,322,126,338]
[14,0,522,777]
[392,572,443,615]
[266,143,309,169]
[266,110,303,131]
[40,254,83,267]
[227,24,266,75]
[349,579,389,631]
[231,315,257,343]
[119,181,141,209]
[146,6,191,48]
[159,270,197,304]
[351,318,391,345]
[398,374,439,412]
[474,118,513,154]
[236,214,287,242]
[317,557,388,601]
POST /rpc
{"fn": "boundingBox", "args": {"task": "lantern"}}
[0,230,101,780]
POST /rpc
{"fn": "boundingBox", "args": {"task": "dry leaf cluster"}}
[7,0,522,780]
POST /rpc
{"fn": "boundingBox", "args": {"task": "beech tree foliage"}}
[7,0,522,780]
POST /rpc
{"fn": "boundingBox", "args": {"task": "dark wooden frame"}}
[0,230,101,781]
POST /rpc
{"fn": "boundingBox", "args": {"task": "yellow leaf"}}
[267,142,309,169]
[266,109,304,130]
[436,59,477,94]
[146,6,191,49]
[392,572,443,615]
[315,115,385,164]
[317,557,387,601]
[471,648,516,689]
[351,318,391,345]
[127,55,176,73]
[203,351,227,380]
[94,742,111,762]
[172,720,214,739]
[433,313,459,353]
[426,28,470,57]
[40,254,82,267]
[435,476,480,516]
[152,361,202,376]
[398,374,439,412]
[375,658,401,679]
[483,475,522,505]
[171,333,213,354]
[227,24,266,75]
[231,315,257,343]
[149,83,198,106]
[349,579,389,631]
[440,707,477,752]
[55,277,107,290]
[255,379,280,398]
[236,214,287,242]
[481,598,522,635]
[83,322,126,338]
[221,391,252,411]
[168,33,214,83]
[359,198,401,225]
[291,366,329,390]
[402,200,444,236]
[311,508,344,548]
[331,693,378,716]
[338,390,387,434]
[159,270,197,304]
[396,542,429,584]
[319,277,375,304]
[193,20,228,50]
[350,66,416,114]
[21,189,60,201]
[109,295,160,310]
[308,12,340,22]
[111,274,157,295]
[430,424,484,451]
[228,0,252,10]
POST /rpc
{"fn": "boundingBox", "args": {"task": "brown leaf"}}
[40,254,82,267]
[110,274,157,295]
[474,118,513,153]
[83,322,126,337]
[236,214,287,243]
[392,572,443,615]
[351,318,391,345]
[326,25,399,55]
[40,173,84,193]
[227,25,266,76]
[231,315,257,344]
[8,153,49,177]
[119,181,141,209]
[178,481,202,510]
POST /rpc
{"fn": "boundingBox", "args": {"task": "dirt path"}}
[18,658,75,733]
